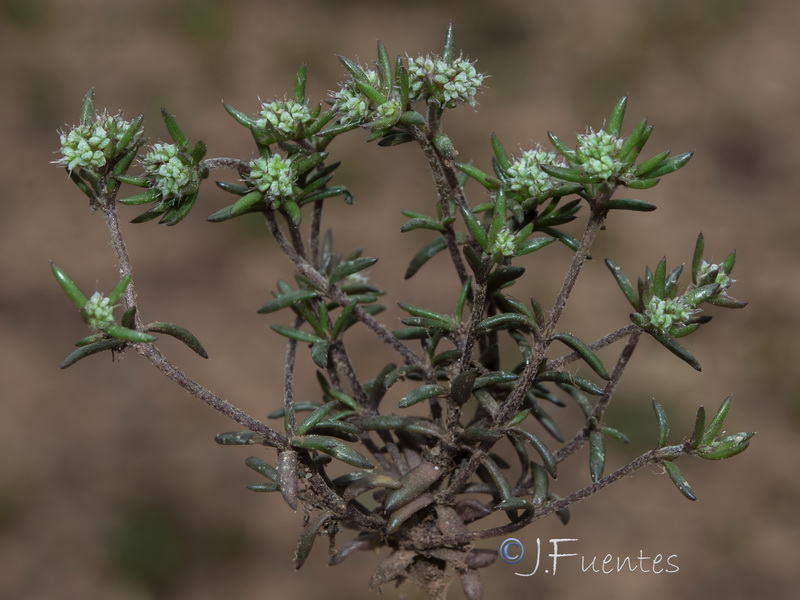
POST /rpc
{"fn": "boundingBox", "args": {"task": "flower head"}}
[141,143,199,200]
[407,54,485,108]
[575,129,625,180]
[83,292,115,330]
[55,112,138,173]
[645,296,694,334]
[256,98,315,140]
[330,68,402,128]
[248,154,297,204]
[506,147,565,201]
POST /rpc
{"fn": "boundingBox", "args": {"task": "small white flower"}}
[576,129,624,180]
[55,112,136,173]
[506,148,565,199]
[645,296,693,333]
[407,54,485,107]
[256,98,314,138]
[141,143,197,199]
[492,227,517,258]
[248,154,297,200]
[83,292,115,330]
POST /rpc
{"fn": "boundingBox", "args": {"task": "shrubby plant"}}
[51,25,751,599]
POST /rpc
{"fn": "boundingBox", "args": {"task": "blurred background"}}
[1,0,798,598]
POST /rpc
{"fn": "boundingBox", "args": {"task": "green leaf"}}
[294,510,334,570]
[607,95,628,138]
[144,321,208,358]
[662,461,696,501]
[682,283,720,307]
[442,21,455,62]
[653,400,669,447]
[79,88,95,127]
[695,432,754,460]
[599,426,631,444]
[294,63,308,103]
[399,384,446,409]
[547,130,577,160]
[270,325,324,344]
[330,257,378,284]
[688,406,706,450]
[540,163,595,184]
[508,428,557,478]
[617,117,648,165]
[397,303,453,327]
[461,205,490,252]
[477,313,533,333]
[491,133,511,171]
[118,189,161,205]
[589,430,606,483]
[223,102,256,128]
[296,401,337,436]
[625,177,660,189]
[605,260,639,309]
[104,324,157,343]
[538,371,604,396]
[455,163,502,190]
[640,151,693,178]
[603,198,657,212]
[515,236,556,256]
[700,396,732,446]
[60,338,122,369]
[245,456,278,481]
[311,340,331,369]
[258,289,319,314]
[552,332,610,380]
[633,150,671,177]
[691,232,705,285]
[648,330,701,371]
[106,275,131,305]
[161,107,188,147]
[51,263,89,309]
[320,441,375,469]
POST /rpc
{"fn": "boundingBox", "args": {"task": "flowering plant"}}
[51,25,750,599]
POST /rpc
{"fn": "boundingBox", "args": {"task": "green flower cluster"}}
[645,296,694,334]
[331,68,402,127]
[576,129,625,180]
[248,154,297,201]
[491,227,517,258]
[407,54,485,108]
[256,99,315,139]
[697,260,732,291]
[505,148,565,200]
[141,143,199,200]
[56,112,136,173]
[83,292,115,330]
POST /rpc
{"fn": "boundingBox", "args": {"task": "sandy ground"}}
[1,1,799,598]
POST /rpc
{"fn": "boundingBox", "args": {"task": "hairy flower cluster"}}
[141,143,198,199]
[256,99,314,139]
[56,112,136,173]
[506,148,565,200]
[697,260,732,291]
[83,292,114,330]
[492,227,517,258]
[330,69,403,128]
[407,54,485,107]
[576,129,625,180]
[645,296,693,333]
[248,154,297,201]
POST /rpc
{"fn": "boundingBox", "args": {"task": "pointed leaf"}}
[663,461,696,501]
[145,321,208,358]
